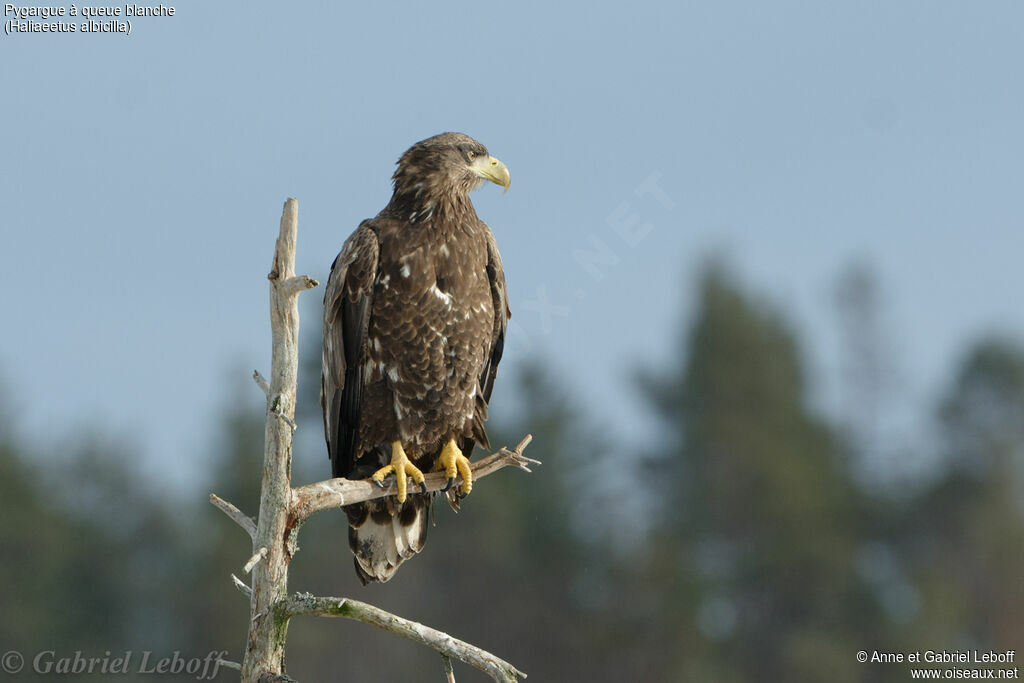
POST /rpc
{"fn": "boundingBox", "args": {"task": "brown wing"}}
[321,223,379,478]
[463,223,510,457]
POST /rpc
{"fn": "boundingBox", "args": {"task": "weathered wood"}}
[210,493,257,539]
[278,593,526,683]
[242,198,317,681]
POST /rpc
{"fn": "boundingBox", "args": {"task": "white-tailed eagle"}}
[321,132,511,583]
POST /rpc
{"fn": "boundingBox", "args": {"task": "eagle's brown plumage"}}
[321,133,510,584]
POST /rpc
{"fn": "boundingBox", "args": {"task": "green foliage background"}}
[2,260,1021,681]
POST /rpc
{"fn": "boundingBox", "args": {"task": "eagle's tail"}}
[346,494,431,584]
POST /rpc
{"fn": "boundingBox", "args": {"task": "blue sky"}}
[2,2,1022,488]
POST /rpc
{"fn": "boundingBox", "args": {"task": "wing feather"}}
[321,223,380,478]
[464,224,510,456]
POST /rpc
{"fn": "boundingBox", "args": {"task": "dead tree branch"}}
[232,573,253,599]
[211,198,532,682]
[240,197,313,681]
[289,435,536,525]
[210,493,257,539]
[442,654,456,683]
[252,370,270,397]
[278,593,526,683]
[243,547,269,574]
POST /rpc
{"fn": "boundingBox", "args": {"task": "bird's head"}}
[391,132,510,205]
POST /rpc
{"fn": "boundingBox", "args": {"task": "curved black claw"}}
[455,489,468,501]
[374,473,393,489]
[418,481,427,495]
[441,477,456,493]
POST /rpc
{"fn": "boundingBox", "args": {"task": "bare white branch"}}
[280,274,319,297]
[232,573,253,599]
[217,659,242,671]
[253,370,270,396]
[267,392,298,432]
[290,435,537,524]
[209,493,257,539]
[244,547,268,574]
[279,594,526,683]
[242,198,311,681]
[442,653,457,683]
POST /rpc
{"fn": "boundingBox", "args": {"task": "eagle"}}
[321,132,511,584]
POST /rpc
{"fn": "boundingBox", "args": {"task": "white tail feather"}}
[349,496,430,584]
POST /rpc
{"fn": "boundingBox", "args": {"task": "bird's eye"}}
[466,150,476,160]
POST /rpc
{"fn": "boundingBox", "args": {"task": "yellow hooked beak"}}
[472,155,511,193]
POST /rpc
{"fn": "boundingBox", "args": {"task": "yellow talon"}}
[438,439,473,496]
[371,441,425,503]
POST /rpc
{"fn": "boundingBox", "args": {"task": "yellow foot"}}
[437,439,473,497]
[371,441,426,503]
